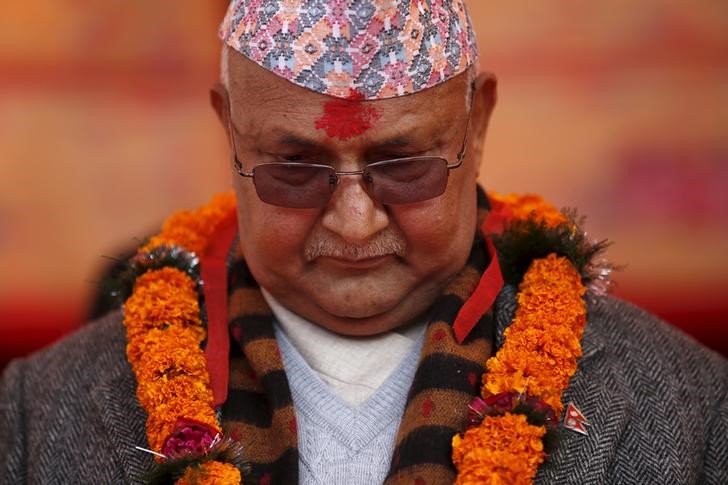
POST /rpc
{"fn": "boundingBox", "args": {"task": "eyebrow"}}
[272,129,319,147]
[268,126,424,149]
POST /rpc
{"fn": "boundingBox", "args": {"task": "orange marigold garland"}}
[141,192,237,255]
[487,193,568,229]
[453,413,547,485]
[483,254,586,414]
[122,193,244,484]
[119,190,607,484]
[452,193,603,484]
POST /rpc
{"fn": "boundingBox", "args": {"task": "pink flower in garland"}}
[162,419,219,459]
[485,392,517,411]
[468,392,559,428]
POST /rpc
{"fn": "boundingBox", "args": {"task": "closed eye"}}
[370,158,433,182]
[279,155,306,162]
[259,163,324,186]
[272,154,320,164]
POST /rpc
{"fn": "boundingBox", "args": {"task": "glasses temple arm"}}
[447,83,476,170]
[224,94,255,178]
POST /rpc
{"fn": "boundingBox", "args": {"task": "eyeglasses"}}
[227,95,473,209]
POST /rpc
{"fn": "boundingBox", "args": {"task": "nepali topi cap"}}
[219,0,478,100]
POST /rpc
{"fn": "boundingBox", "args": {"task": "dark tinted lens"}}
[253,163,335,208]
[366,157,449,204]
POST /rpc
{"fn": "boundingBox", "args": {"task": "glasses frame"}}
[226,83,475,206]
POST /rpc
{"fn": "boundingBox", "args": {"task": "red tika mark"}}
[260,473,272,485]
[467,371,478,387]
[231,325,242,342]
[314,89,381,141]
[432,328,447,342]
[414,478,426,485]
[421,398,435,419]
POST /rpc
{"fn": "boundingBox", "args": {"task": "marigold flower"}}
[142,192,236,255]
[482,253,586,415]
[488,192,569,228]
[126,325,205,369]
[123,268,202,344]
[452,413,546,485]
[176,461,242,485]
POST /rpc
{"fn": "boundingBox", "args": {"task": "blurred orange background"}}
[1,0,727,369]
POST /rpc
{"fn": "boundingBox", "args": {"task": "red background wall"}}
[1,1,726,369]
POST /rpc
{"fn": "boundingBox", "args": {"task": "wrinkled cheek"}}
[236,204,317,283]
[394,209,460,269]
[393,185,477,274]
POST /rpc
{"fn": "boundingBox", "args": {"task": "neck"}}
[261,288,426,406]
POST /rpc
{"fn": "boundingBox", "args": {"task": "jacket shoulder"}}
[0,310,135,483]
[12,308,129,389]
[545,295,728,484]
[587,295,726,397]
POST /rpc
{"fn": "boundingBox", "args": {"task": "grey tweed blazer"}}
[1,294,726,484]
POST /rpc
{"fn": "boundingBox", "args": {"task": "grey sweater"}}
[275,326,425,484]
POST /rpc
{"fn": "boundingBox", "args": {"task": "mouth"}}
[317,254,393,269]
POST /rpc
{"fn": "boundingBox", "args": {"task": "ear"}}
[469,72,497,178]
[210,82,231,141]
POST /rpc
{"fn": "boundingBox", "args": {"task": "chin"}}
[317,314,402,337]
[317,292,402,320]
[312,286,441,337]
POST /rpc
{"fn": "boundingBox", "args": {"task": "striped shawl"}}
[221,191,496,484]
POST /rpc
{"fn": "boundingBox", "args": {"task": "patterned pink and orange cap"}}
[219,0,478,100]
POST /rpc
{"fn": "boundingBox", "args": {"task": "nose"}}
[320,175,390,243]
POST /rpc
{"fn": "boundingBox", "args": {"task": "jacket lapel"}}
[491,286,630,483]
[451,283,630,483]
[535,297,632,483]
[93,351,155,483]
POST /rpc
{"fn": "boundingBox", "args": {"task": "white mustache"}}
[303,230,406,262]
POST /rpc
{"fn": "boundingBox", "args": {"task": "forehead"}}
[225,48,469,140]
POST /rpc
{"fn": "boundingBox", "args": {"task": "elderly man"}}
[1,1,726,484]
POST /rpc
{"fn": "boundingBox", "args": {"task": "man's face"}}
[216,49,495,336]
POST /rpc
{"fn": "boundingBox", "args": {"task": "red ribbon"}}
[452,237,504,344]
[481,196,513,235]
[201,214,238,408]
[452,197,508,344]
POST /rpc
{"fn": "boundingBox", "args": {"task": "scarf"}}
[220,188,500,484]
